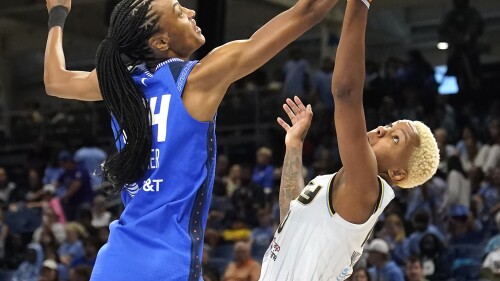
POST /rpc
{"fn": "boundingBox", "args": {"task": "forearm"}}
[279,144,305,223]
[44,27,67,93]
[331,0,368,99]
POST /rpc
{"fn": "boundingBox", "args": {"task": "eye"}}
[393,136,399,144]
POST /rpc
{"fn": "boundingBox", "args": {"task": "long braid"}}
[96,0,160,193]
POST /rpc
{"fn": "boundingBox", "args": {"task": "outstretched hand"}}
[46,0,71,13]
[277,96,313,147]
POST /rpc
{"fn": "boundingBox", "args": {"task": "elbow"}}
[331,81,359,100]
[43,73,61,97]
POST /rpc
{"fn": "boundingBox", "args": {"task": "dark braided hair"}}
[96,0,160,193]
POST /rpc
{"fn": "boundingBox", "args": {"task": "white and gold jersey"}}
[259,173,394,281]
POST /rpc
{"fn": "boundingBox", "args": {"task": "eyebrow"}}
[173,1,180,12]
[395,128,409,144]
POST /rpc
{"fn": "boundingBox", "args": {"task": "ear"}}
[148,33,170,52]
[388,169,408,183]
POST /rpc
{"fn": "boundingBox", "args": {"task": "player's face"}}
[367,121,419,179]
[151,0,205,58]
[352,269,369,281]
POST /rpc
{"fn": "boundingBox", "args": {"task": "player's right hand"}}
[46,0,71,14]
[277,96,313,147]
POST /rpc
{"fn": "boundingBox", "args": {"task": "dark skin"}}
[44,0,342,121]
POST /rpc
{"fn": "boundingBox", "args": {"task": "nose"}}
[376,126,387,137]
[187,8,196,19]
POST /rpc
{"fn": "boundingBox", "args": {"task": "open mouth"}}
[191,20,201,33]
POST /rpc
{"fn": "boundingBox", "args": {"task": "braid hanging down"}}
[96,0,161,193]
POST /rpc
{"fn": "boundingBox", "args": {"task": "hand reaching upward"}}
[277,96,313,148]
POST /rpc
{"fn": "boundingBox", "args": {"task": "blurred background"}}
[0,0,499,280]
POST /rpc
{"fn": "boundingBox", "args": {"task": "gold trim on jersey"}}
[327,174,336,217]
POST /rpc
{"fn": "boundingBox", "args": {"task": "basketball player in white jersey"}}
[259,0,440,280]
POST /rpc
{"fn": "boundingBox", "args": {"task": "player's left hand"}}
[277,96,313,147]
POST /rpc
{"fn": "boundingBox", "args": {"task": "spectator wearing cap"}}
[55,151,93,220]
[252,147,275,194]
[367,238,405,281]
[39,259,59,281]
[448,205,483,245]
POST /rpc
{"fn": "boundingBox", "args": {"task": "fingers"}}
[283,104,295,123]
[277,117,290,132]
[286,98,301,116]
[294,96,307,111]
[307,104,313,115]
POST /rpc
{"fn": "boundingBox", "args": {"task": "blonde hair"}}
[398,120,440,188]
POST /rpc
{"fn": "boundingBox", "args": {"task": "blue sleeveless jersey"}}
[91,59,216,281]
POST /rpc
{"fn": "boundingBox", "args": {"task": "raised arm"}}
[276,97,313,223]
[330,0,379,223]
[44,0,102,101]
[185,0,340,121]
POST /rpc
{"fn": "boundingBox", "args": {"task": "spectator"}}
[202,244,221,281]
[378,214,407,266]
[439,0,483,93]
[232,165,265,227]
[310,58,334,112]
[405,256,429,281]
[434,128,457,174]
[347,267,371,281]
[74,138,107,191]
[12,243,44,281]
[366,238,405,281]
[32,207,66,245]
[448,205,483,244]
[68,265,92,281]
[477,167,500,215]
[27,184,66,224]
[252,147,274,194]
[42,152,63,186]
[442,155,471,211]
[56,151,93,220]
[91,195,111,228]
[70,237,99,268]
[455,127,482,172]
[225,164,241,197]
[25,168,45,202]
[38,259,59,281]
[222,241,260,281]
[0,167,20,205]
[250,210,274,260]
[418,233,452,280]
[58,222,87,267]
[404,211,445,257]
[282,47,310,100]
[214,155,230,197]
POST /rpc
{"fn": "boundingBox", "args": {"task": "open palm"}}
[277,96,313,147]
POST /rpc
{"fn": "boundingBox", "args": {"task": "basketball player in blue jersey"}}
[44,0,344,280]
[259,0,441,280]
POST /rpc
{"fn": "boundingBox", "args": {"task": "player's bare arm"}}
[277,96,313,223]
[44,0,102,101]
[331,0,379,224]
[184,0,340,121]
